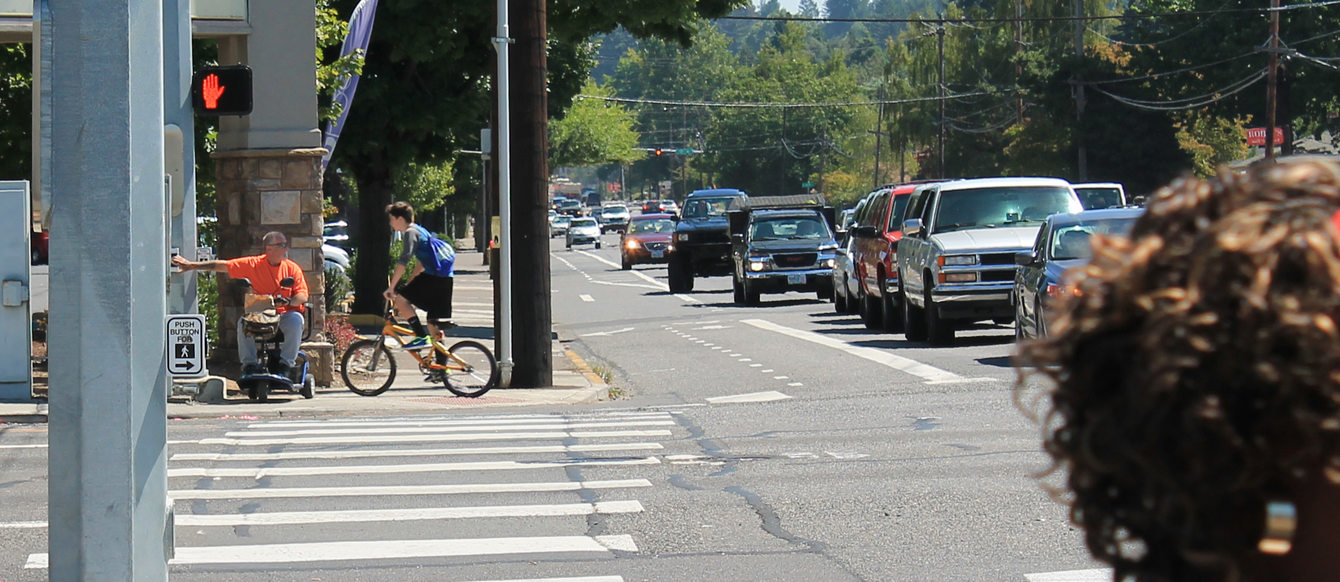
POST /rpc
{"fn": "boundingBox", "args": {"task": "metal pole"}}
[493,0,514,382]
[1073,0,1088,179]
[937,22,946,178]
[1265,0,1280,161]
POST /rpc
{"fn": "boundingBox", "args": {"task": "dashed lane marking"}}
[706,391,793,404]
[579,294,595,302]
[742,319,994,385]
[1024,569,1112,581]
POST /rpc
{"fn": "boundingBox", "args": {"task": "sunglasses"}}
[265,242,289,248]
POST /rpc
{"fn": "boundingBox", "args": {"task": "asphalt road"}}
[0,235,1108,581]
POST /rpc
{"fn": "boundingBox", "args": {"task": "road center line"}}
[742,319,983,384]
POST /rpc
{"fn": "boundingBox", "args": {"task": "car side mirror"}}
[903,218,924,237]
[1014,251,1036,266]
[731,233,745,245]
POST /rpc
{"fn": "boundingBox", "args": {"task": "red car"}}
[31,229,49,265]
[849,182,937,331]
[620,213,676,270]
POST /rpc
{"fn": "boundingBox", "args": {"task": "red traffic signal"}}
[654,148,663,156]
[191,65,253,116]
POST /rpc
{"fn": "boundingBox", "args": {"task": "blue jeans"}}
[237,311,303,368]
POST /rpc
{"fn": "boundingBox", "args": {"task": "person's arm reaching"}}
[173,255,229,273]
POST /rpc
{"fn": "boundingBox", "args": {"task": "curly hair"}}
[1016,157,1340,581]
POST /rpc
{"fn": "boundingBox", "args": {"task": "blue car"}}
[1013,207,1144,339]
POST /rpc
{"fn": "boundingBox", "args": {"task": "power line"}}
[715,8,1264,26]
[1088,69,1268,111]
[577,91,1010,109]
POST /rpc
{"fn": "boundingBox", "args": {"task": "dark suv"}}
[667,189,748,292]
[729,195,837,305]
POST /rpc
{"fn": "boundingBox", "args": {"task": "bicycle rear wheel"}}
[341,339,397,396]
[442,340,498,397]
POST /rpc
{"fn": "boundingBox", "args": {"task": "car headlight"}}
[676,233,689,242]
[940,255,978,266]
[749,260,766,272]
[824,258,836,268]
[625,240,640,250]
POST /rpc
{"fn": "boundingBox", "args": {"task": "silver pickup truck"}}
[895,177,1082,345]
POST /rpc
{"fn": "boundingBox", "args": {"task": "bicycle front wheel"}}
[341,339,397,396]
[442,340,498,397]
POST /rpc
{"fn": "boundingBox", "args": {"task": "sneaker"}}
[403,336,432,349]
[424,370,445,383]
[241,363,264,376]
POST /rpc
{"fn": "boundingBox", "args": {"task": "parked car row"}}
[829,177,1141,345]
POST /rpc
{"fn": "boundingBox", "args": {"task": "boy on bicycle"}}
[383,201,455,350]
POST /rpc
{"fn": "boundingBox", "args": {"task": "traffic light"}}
[654,148,663,156]
[191,65,253,116]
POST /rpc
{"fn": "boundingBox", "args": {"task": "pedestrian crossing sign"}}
[166,314,206,377]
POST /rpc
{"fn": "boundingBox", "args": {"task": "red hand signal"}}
[202,74,226,109]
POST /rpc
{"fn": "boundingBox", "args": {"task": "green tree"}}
[0,45,30,181]
[549,80,642,168]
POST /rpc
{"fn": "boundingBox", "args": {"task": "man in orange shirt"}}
[173,231,310,376]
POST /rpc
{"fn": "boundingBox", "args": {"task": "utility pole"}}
[1073,0,1088,180]
[508,0,552,387]
[1265,0,1281,161]
[873,69,887,188]
[1016,0,1024,122]
[937,20,946,178]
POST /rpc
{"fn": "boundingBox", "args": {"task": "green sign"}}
[675,148,694,155]
[801,181,815,189]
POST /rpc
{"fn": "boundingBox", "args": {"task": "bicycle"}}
[339,307,498,398]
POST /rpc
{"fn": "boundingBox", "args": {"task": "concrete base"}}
[170,376,226,403]
[302,341,334,387]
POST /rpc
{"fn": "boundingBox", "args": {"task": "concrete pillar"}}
[213,149,328,356]
[165,0,196,315]
[46,0,170,578]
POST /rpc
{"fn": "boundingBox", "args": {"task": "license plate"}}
[787,274,805,285]
[651,250,664,259]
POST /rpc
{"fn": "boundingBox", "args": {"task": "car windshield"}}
[571,218,597,227]
[628,218,675,234]
[751,216,829,241]
[1076,187,1125,210]
[682,197,741,219]
[604,205,628,214]
[932,186,1079,232]
[554,216,571,224]
[560,200,580,208]
[1048,217,1138,260]
[885,195,912,231]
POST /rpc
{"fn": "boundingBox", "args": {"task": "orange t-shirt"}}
[226,255,308,313]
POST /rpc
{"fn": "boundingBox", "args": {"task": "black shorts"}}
[398,273,453,322]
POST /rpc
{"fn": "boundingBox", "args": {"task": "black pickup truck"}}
[667,189,748,292]
[728,195,838,306]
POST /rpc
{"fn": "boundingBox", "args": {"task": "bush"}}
[325,264,352,313]
[323,312,360,360]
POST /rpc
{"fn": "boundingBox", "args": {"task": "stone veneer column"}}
[213,147,326,360]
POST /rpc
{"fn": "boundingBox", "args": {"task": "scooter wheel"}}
[300,375,315,399]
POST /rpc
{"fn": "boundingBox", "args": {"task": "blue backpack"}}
[412,224,455,277]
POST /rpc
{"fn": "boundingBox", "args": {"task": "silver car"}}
[565,217,601,250]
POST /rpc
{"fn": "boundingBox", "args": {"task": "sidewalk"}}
[0,249,609,423]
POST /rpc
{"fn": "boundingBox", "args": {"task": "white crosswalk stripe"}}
[25,411,677,578]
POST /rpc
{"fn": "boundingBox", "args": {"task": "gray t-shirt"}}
[397,225,424,266]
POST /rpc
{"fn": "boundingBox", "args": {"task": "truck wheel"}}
[815,280,833,302]
[733,275,746,304]
[833,276,848,313]
[903,287,928,341]
[925,284,955,346]
[744,279,761,306]
[881,281,904,332]
[621,254,632,270]
[862,290,882,330]
[668,253,692,292]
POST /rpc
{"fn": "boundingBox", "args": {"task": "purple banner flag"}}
[321,0,380,171]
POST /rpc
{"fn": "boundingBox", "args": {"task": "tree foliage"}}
[549,80,642,168]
